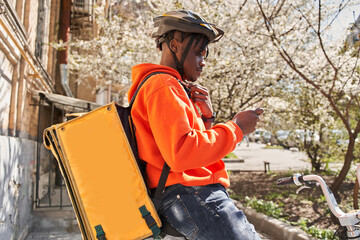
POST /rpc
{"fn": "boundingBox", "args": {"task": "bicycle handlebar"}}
[276,177,294,185]
[276,165,360,239]
[276,173,311,186]
[277,173,360,228]
[276,173,304,186]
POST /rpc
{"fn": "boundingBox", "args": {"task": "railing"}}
[70,0,95,40]
[35,92,100,208]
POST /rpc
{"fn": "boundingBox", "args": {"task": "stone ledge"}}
[222,158,245,163]
[234,201,313,240]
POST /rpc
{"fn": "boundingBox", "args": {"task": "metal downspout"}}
[35,93,44,207]
[59,0,73,97]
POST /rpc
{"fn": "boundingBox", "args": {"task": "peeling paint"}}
[0,136,35,240]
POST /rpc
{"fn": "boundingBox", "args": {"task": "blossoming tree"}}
[254,0,360,193]
[68,0,359,193]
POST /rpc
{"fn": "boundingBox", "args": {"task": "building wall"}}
[0,51,13,134]
[0,0,102,238]
[0,136,36,240]
[0,0,59,239]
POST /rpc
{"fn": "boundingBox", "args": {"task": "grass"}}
[292,218,338,240]
[244,196,284,219]
[223,152,239,159]
[233,195,339,239]
[263,145,284,149]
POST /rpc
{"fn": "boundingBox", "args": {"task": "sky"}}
[329,2,360,40]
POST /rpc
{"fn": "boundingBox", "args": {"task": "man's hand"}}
[187,83,213,118]
[232,108,264,136]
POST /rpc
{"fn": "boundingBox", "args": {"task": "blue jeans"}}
[158,184,261,240]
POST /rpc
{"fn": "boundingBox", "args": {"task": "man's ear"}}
[169,39,179,53]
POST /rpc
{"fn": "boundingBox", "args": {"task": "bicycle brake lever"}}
[296,182,319,194]
[296,185,311,194]
[305,181,319,187]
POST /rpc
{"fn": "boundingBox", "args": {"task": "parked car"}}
[331,129,360,146]
[273,129,319,148]
[293,129,320,143]
[274,130,290,147]
[248,129,272,143]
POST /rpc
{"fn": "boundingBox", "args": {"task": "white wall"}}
[0,136,36,240]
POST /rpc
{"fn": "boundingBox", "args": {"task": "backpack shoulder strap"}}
[128,71,171,210]
[153,162,170,210]
[129,71,167,107]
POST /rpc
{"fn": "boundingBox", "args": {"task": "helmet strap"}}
[165,34,196,79]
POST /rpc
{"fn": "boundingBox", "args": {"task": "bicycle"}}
[276,165,360,239]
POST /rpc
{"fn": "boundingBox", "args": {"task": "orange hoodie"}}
[128,63,243,189]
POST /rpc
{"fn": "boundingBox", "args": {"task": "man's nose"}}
[200,58,205,67]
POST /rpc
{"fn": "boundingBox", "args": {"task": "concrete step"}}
[30,208,80,234]
[26,231,82,240]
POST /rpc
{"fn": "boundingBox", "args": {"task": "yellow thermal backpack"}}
[43,72,171,240]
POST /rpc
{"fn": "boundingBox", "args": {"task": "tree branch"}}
[256,0,353,136]
[355,119,360,138]
[343,48,360,90]
[321,0,348,34]
[270,0,285,20]
[317,0,338,73]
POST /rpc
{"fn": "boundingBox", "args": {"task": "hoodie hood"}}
[128,63,182,103]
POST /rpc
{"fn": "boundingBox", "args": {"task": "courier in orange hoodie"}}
[128,10,263,240]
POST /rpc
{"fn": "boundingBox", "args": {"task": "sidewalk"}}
[227,142,311,172]
[25,231,274,240]
[25,228,273,240]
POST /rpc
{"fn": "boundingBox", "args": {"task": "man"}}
[128,10,262,240]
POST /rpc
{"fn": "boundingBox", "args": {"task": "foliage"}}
[68,0,284,115]
[242,191,342,239]
[243,196,338,239]
[67,0,360,190]
[266,80,338,171]
[230,169,360,240]
[252,0,360,192]
[192,0,286,122]
[263,145,284,150]
[292,218,338,240]
[68,0,160,97]
[244,196,284,219]
[223,152,238,159]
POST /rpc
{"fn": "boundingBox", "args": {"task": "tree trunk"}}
[353,179,359,209]
[307,144,321,172]
[330,137,356,194]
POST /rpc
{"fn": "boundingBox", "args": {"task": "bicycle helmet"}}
[152,10,224,78]
[152,10,224,48]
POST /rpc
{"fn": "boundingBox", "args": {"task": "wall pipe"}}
[59,0,73,97]
[0,0,54,92]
